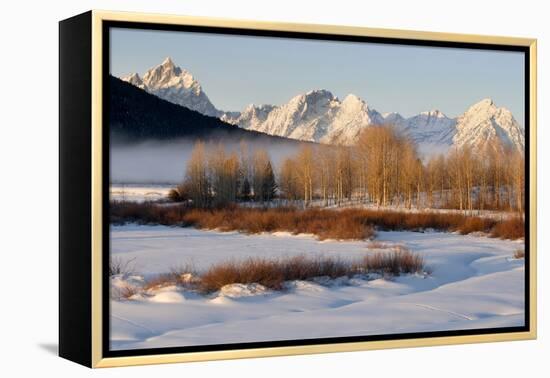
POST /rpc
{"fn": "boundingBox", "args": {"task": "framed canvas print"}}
[59,10,537,368]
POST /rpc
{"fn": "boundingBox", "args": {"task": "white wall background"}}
[1,0,547,376]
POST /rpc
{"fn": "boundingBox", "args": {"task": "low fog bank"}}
[111,138,306,184]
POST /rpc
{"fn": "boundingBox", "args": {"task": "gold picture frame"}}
[59,10,537,368]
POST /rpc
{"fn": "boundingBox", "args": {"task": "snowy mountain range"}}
[121,57,525,155]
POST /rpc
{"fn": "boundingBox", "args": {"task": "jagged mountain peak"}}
[382,112,405,120]
[161,56,175,67]
[420,109,448,119]
[253,103,276,112]
[460,98,510,122]
[453,98,523,151]
[339,94,379,120]
[142,58,196,89]
[305,89,334,97]
[121,57,219,117]
[342,93,368,107]
[123,72,141,81]
[239,103,276,118]
[122,72,146,89]
[475,97,495,107]
[463,98,498,116]
[294,89,336,105]
[232,90,384,144]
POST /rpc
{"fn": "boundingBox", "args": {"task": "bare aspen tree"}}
[208,144,241,206]
[400,140,418,209]
[487,139,505,209]
[510,149,525,213]
[238,140,252,200]
[461,145,475,212]
[356,127,384,206]
[325,148,339,205]
[334,146,353,206]
[296,145,315,207]
[316,146,333,206]
[434,155,447,207]
[353,143,368,203]
[415,157,424,208]
[447,148,464,210]
[356,125,420,207]
[208,144,226,206]
[225,152,240,203]
[477,144,492,210]
[279,158,299,201]
[426,156,439,208]
[184,141,210,208]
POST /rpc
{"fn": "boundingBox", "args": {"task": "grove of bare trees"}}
[182,141,277,207]
[179,126,525,213]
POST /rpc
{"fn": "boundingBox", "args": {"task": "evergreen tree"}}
[262,161,277,201]
[240,177,251,201]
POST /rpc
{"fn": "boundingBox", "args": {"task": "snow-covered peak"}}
[476,97,495,108]
[407,110,454,131]
[382,112,404,121]
[380,112,407,131]
[255,104,277,112]
[122,72,146,90]
[239,103,276,119]
[142,58,198,92]
[341,93,368,107]
[121,57,220,117]
[231,90,384,145]
[283,90,338,120]
[463,98,497,117]
[420,109,448,118]
[123,72,140,82]
[161,56,175,67]
[305,89,334,97]
[398,109,456,150]
[453,99,523,151]
[295,89,336,105]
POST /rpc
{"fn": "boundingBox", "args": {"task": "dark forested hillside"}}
[109,75,298,144]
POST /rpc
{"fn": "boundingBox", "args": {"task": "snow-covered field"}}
[110,184,172,202]
[110,225,525,351]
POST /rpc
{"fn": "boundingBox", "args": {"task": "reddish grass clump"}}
[109,256,135,276]
[363,247,425,275]
[110,201,524,240]
[199,258,285,293]
[513,249,525,259]
[179,207,374,240]
[198,248,425,293]
[142,272,181,291]
[456,217,495,235]
[143,265,198,291]
[119,286,139,300]
[490,217,525,239]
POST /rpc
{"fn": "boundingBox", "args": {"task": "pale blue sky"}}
[110,27,525,123]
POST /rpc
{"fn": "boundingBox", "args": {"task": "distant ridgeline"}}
[121,58,525,154]
[108,76,303,145]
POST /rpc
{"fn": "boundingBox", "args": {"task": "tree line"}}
[175,126,525,213]
[175,141,276,207]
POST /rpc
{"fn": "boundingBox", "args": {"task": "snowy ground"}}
[109,225,525,351]
[110,184,172,202]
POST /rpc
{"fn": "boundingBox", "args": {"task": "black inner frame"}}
[102,20,531,359]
